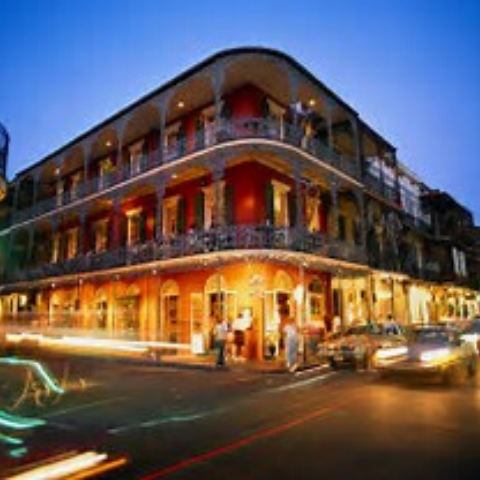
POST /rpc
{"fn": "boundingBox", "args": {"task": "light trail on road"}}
[140,390,360,479]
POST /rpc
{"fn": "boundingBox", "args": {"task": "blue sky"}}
[1,0,479,220]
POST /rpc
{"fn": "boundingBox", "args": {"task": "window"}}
[65,228,79,259]
[163,196,180,237]
[164,123,180,161]
[203,182,225,229]
[56,179,64,207]
[52,234,60,263]
[98,158,113,190]
[306,195,321,232]
[70,173,81,200]
[94,219,108,253]
[126,208,142,246]
[272,180,290,227]
[129,140,144,176]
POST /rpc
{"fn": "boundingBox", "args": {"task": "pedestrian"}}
[213,317,229,367]
[283,318,299,372]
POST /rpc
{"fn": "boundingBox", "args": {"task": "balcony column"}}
[51,218,59,263]
[324,99,334,151]
[211,65,225,126]
[329,176,339,239]
[27,226,35,267]
[112,197,122,249]
[156,93,173,165]
[78,209,86,256]
[55,158,63,207]
[211,156,226,228]
[155,180,167,241]
[83,140,93,196]
[32,170,40,205]
[293,165,304,231]
[354,189,367,248]
[349,117,362,177]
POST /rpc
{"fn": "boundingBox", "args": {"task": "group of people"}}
[213,314,252,367]
[213,316,300,372]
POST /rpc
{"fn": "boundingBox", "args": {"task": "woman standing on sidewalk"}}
[213,318,229,367]
[283,318,299,372]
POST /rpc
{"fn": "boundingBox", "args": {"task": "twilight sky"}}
[1,0,479,220]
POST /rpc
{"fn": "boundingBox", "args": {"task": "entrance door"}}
[116,296,140,339]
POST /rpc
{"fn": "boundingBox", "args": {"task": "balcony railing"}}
[3,225,366,284]
[10,117,361,224]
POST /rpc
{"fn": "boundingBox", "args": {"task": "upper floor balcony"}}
[9,115,361,226]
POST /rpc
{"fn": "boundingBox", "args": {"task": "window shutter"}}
[194,192,205,230]
[338,215,346,241]
[264,182,274,225]
[288,191,297,227]
[89,225,95,253]
[225,184,235,226]
[139,212,147,243]
[177,197,186,234]
[120,216,128,247]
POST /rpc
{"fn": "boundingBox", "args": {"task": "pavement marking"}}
[263,371,337,394]
[108,406,233,436]
[43,396,130,419]
[140,394,356,479]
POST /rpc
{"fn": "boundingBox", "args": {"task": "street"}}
[1,353,479,479]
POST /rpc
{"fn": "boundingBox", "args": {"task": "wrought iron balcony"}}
[10,117,361,224]
[3,225,367,284]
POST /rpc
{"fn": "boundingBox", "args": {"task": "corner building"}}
[0,48,478,360]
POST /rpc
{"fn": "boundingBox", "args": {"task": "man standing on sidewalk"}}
[214,318,229,367]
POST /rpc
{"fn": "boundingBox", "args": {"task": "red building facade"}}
[1,48,478,360]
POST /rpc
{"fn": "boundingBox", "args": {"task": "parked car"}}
[375,325,478,383]
[460,318,480,354]
[319,323,406,370]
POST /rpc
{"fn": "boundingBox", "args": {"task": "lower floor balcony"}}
[3,226,366,285]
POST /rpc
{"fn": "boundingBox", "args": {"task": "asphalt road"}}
[1,353,479,479]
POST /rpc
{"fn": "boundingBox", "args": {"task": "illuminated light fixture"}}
[177,101,185,109]
[105,140,112,147]
[55,168,60,176]
[172,173,178,179]
[308,99,316,107]
[420,348,450,363]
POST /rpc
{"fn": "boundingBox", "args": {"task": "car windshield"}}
[414,328,452,345]
[345,324,383,336]
[463,321,480,334]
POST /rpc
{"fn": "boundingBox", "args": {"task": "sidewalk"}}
[5,341,321,375]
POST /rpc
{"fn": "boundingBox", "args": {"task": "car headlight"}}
[420,348,450,363]
[376,346,408,359]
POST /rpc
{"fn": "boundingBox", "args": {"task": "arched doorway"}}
[204,274,236,349]
[159,280,188,344]
[263,270,294,358]
[93,288,108,331]
[115,283,141,339]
